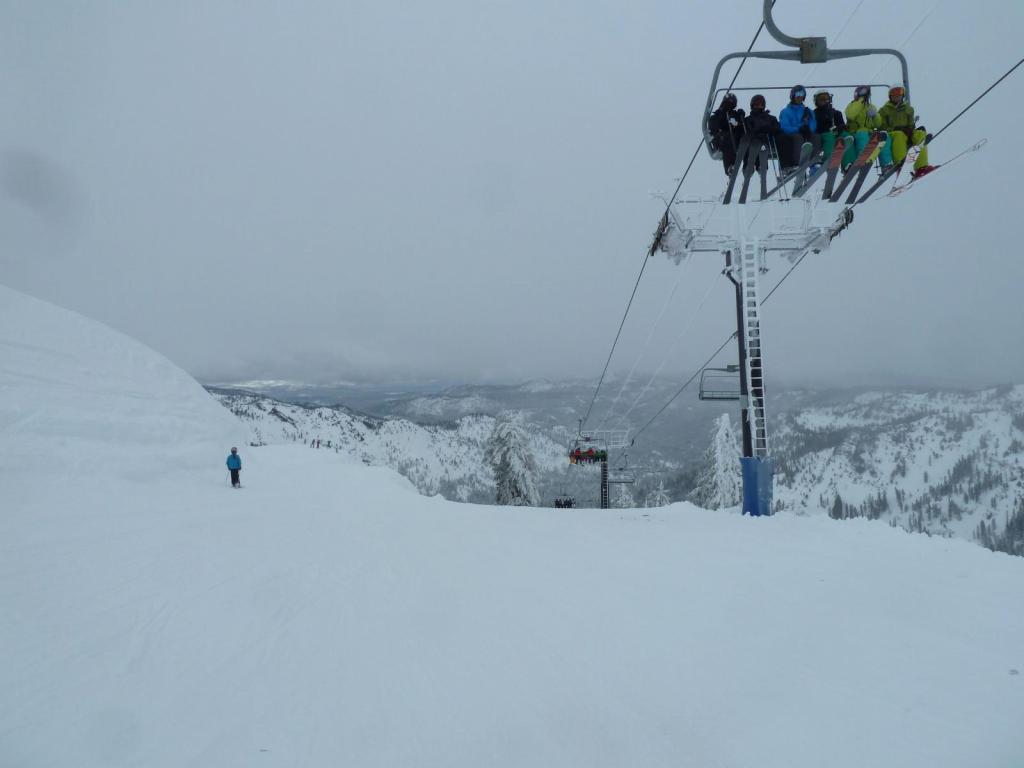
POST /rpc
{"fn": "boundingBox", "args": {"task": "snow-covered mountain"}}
[209,388,566,502]
[210,379,1024,554]
[773,386,1024,553]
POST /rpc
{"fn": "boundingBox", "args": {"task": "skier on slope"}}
[813,90,852,168]
[777,85,821,173]
[708,92,746,176]
[226,447,242,488]
[844,85,893,169]
[879,86,936,178]
[743,94,781,172]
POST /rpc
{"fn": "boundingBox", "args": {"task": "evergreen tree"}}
[612,482,635,509]
[646,481,672,508]
[691,413,742,509]
[484,413,539,507]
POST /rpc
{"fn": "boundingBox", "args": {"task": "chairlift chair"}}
[607,452,638,485]
[704,1,914,205]
[699,365,741,401]
[702,1,911,162]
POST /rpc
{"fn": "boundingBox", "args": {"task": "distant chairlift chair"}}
[699,365,741,401]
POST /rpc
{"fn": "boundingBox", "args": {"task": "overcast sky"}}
[2,0,1022,387]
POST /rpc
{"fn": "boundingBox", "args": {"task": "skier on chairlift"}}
[743,94,781,172]
[844,85,893,169]
[813,90,852,168]
[708,92,746,176]
[778,85,822,175]
[879,86,936,179]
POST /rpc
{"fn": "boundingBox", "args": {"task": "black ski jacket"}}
[708,107,746,151]
[814,105,847,134]
[744,110,781,141]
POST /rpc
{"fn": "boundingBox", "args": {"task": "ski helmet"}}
[790,85,807,101]
[721,92,738,109]
[813,90,832,106]
[231,447,238,453]
[750,94,766,111]
[854,85,871,100]
[888,86,906,104]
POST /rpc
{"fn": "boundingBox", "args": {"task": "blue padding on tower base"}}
[740,457,774,516]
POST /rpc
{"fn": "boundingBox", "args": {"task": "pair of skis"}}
[724,134,771,204]
[851,135,987,203]
[828,131,887,203]
[725,138,819,203]
[746,132,879,203]
[885,138,988,198]
[851,132,930,203]
[792,137,845,198]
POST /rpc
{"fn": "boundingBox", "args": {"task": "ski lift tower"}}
[660,198,853,516]
[570,428,631,509]
[649,0,910,515]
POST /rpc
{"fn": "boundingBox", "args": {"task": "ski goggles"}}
[854,86,871,99]
[791,88,806,99]
[889,86,906,101]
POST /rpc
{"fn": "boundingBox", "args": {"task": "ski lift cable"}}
[596,257,692,431]
[629,243,807,446]
[629,333,737,445]
[866,0,943,84]
[805,0,869,82]
[578,8,777,432]
[613,267,722,431]
[927,55,1024,144]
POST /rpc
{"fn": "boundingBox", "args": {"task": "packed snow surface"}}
[2,285,1023,767]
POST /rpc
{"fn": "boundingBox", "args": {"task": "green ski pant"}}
[889,128,929,168]
[821,131,852,164]
[846,130,894,168]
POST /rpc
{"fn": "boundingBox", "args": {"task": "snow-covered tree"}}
[612,482,635,509]
[646,480,671,508]
[690,413,742,509]
[485,413,539,506]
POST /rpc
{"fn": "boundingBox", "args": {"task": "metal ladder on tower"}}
[738,239,769,458]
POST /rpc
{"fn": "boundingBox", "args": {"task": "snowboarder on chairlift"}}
[812,90,852,167]
[778,85,822,172]
[708,92,746,176]
[844,85,894,169]
[879,86,935,178]
[226,447,242,488]
[743,94,781,171]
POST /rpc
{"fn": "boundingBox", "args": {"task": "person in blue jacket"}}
[778,85,822,172]
[226,447,242,488]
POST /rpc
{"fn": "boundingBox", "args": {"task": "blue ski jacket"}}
[779,104,816,135]
[226,453,242,470]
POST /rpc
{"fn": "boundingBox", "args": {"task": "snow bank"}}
[0,283,244,483]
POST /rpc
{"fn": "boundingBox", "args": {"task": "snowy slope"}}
[211,389,565,502]
[3,287,1024,767]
